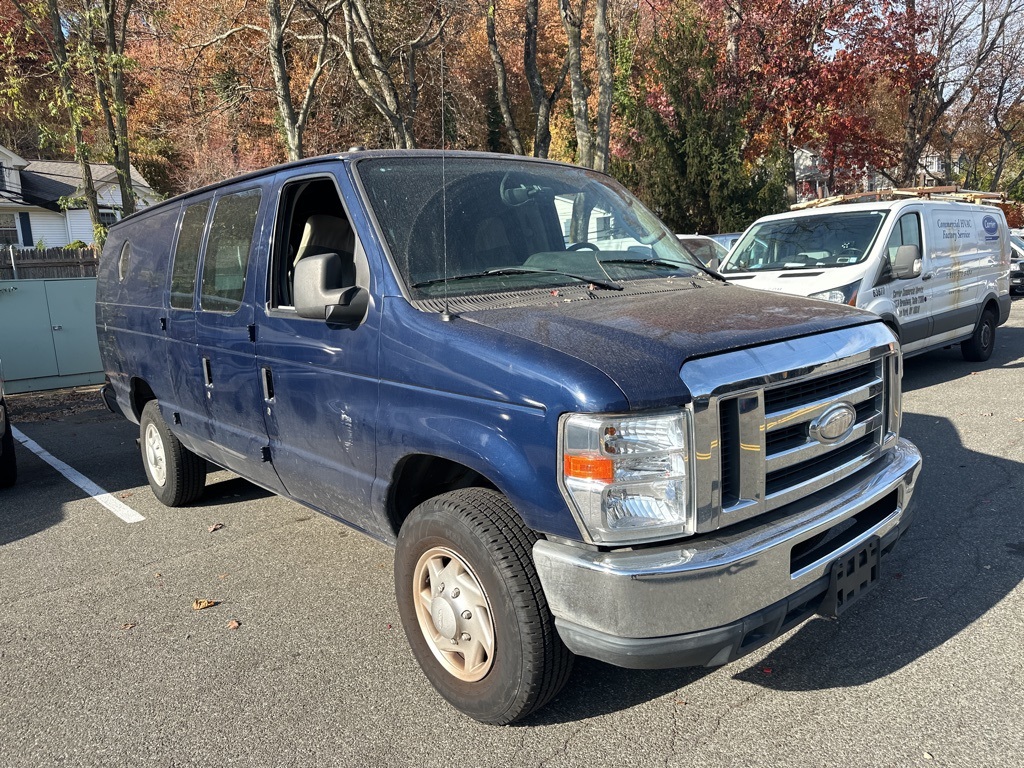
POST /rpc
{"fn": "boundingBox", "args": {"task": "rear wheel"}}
[961,307,997,362]
[395,488,574,724]
[140,401,206,506]
[0,406,16,488]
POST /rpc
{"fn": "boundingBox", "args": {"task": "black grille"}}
[764,363,877,413]
[719,398,740,506]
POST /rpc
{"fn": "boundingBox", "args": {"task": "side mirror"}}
[891,244,922,280]
[294,252,368,326]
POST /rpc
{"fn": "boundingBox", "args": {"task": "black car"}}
[1011,235,1024,296]
[0,364,16,488]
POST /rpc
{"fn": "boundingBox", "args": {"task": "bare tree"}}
[194,0,338,161]
[558,0,613,171]
[82,0,137,215]
[897,0,1024,185]
[331,0,449,149]
[483,0,524,155]
[524,0,569,158]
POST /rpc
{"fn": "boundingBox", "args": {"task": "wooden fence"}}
[0,246,99,280]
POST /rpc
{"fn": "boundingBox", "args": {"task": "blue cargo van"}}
[97,151,922,723]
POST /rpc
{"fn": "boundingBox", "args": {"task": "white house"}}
[0,144,158,249]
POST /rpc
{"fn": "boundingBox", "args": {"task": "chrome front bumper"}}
[533,438,922,669]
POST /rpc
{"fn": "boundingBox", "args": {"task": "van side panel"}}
[97,206,182,424]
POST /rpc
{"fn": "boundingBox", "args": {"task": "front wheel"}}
[961,307,997,362]
[140,401,207,506]
[395,488,574,724]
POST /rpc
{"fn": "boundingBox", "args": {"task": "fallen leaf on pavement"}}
[192,599,218,611]
[227,619,241,630]
[208,523,224,533]
[119,623,136,631]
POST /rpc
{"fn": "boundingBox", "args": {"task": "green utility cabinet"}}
[0,278,104,393]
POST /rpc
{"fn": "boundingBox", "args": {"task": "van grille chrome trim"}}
[680,323,900,533]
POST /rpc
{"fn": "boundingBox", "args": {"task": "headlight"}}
[809,282,859,305]
[559,410,694,544]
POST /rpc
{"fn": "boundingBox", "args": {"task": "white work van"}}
[719,199,1013,360]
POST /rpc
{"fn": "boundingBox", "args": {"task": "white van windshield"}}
[722,210,888,273]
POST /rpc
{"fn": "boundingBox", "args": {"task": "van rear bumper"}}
[533,439,921,669]
[100,382,125,418]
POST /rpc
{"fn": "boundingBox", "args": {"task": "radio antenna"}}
[439,8,454,322]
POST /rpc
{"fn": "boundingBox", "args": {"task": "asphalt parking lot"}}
[3,305,1024,768]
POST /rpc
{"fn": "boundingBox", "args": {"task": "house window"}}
[0,213,18,246]
[99,210,118,227]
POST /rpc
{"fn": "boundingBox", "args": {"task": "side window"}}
[201,189,262,313]
[885,212,922,258]
[271,178,357,309]
[170,201,209,309]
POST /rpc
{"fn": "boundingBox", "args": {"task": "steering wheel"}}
[837,248,862,259]
[567,242,599,251]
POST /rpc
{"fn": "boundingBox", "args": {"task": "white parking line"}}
[11,427,145,524]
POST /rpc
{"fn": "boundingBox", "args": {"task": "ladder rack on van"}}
[792,186,1009,210]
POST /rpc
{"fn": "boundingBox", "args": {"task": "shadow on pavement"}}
[730,408,1024,692]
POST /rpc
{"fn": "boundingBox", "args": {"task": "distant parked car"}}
[708,232,743,251]
[0,363,16,488]
[675,234,728,266]
[1011,234,1024,296]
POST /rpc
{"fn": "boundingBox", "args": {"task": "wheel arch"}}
[129,377,157,422]
[385,454,499,540]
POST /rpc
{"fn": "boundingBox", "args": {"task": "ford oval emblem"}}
[809,403,857,445]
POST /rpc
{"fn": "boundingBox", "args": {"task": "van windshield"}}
[721,210,888,273]
[355,156,708,299]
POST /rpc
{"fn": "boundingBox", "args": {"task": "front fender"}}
[370,387,580,541]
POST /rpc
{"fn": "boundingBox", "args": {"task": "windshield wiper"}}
[414,267,622,291]
[599,258,689,270]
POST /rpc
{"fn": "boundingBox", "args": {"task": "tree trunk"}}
[103,0,136,215]
[44,0,103,236]
[785,143,798,205]
[485,0,524,155]
[592,0,613,173]
[267,0,303,160]
[559,0,593,168]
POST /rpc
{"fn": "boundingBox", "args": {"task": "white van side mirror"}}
[294,252,368,326]
[891,245,922,280]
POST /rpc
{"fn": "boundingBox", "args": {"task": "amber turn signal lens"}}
[563,454,614,482]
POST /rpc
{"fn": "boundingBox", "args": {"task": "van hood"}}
[463,282,876,410]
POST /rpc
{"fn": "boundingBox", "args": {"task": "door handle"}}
[921,273,933,281]
[51,325,63,331]
[202,357,213,387]
[261,367,275,401]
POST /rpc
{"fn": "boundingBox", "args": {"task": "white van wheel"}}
[140,401,207,506]
[961,308,996,362]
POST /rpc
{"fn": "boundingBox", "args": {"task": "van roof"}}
[755,197,1006,223]
[113,149,581,228]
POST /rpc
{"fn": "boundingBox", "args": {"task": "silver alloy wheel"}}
[144,422,167,487]
[412,546,495,682]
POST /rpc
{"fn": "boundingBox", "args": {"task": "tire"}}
[140,401,206,506]
[395,488,574,724]
[0,406,16,488]
[961,307,997,362]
